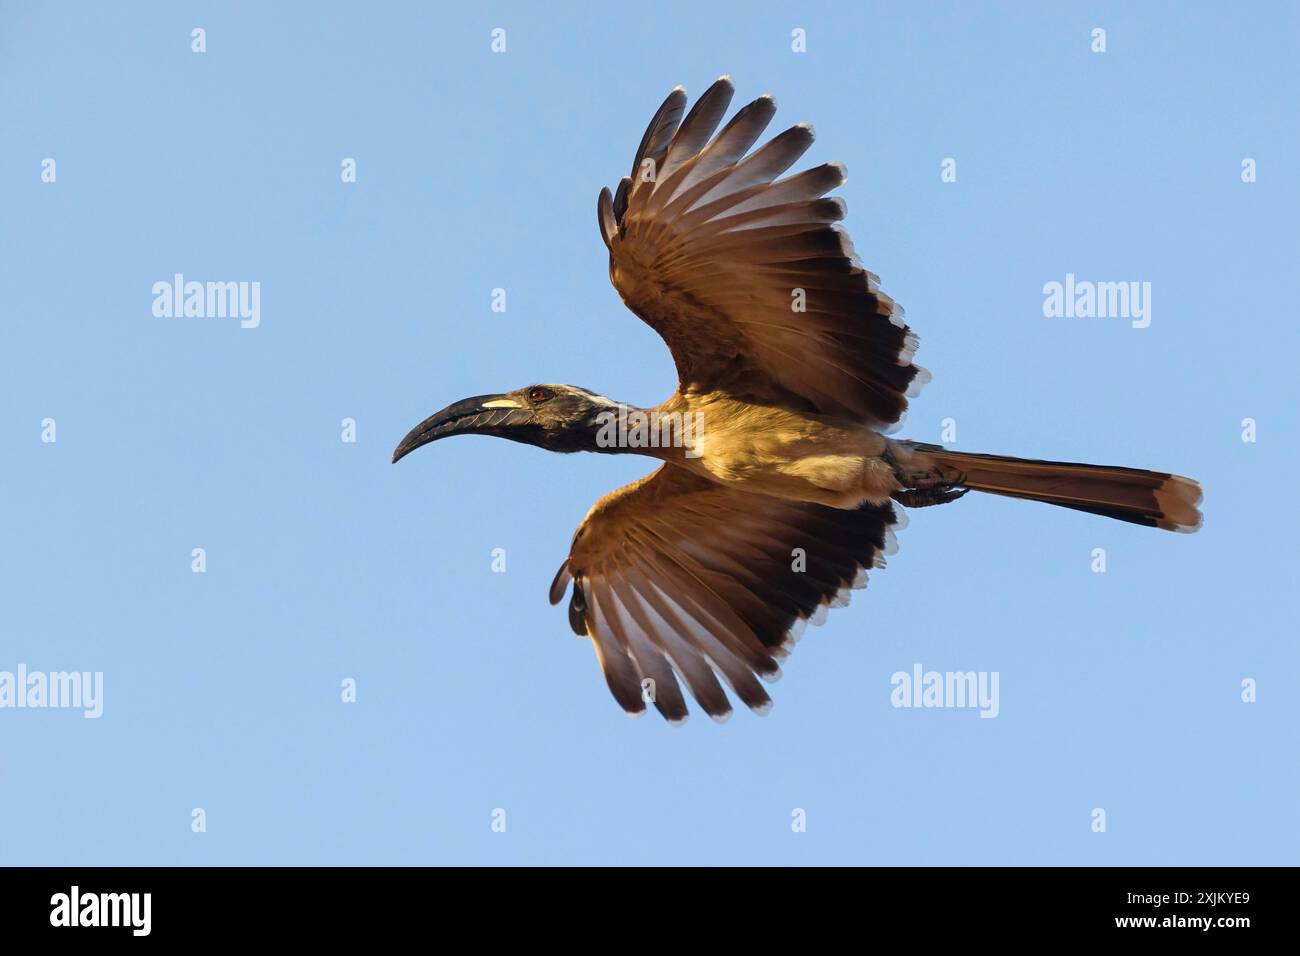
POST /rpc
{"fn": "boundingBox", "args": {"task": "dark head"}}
[392,384,624,463]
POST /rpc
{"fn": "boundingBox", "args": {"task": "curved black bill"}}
[392,394,530,463]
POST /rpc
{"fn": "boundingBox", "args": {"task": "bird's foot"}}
[884,449,969,508]
[891,482,969,509]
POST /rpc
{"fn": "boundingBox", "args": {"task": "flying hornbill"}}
[393,77,1202,724]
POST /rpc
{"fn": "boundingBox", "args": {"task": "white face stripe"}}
[481,399,524,409]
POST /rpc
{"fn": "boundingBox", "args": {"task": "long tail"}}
[907,444,1203,533]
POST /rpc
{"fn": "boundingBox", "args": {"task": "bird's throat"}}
[587,404,705,459]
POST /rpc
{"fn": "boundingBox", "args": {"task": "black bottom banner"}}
[0,865,1277,941]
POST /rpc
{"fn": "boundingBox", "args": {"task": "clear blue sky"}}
[1,2,1296,865]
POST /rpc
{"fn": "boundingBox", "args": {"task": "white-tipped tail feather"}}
[913,446,1203,533]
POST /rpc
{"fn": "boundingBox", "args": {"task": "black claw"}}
[891,484,969,509]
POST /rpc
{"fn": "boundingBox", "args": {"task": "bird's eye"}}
[528,387,552,402]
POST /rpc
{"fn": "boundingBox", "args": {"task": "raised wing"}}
[598,77,928,430]
[549,466,903,722]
